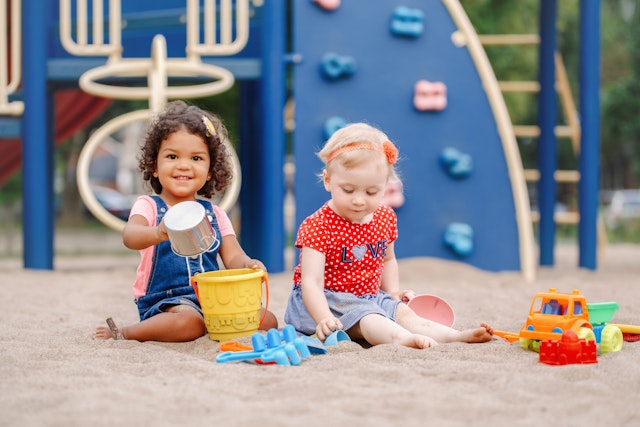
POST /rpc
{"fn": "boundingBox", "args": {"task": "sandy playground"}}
[0,237,639,426]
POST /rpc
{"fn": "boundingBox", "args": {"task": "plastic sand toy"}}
[216,325,313,366]
[494,288,624,355]
[538,330,598,365]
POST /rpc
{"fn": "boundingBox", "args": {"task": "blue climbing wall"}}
[292,0,526,272]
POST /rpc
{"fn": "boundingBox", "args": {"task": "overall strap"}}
[195,198,220,227]
[149,195,167,225]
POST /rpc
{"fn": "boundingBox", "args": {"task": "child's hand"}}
[401,290,416,302]
[389,290,414,302]
[245,259,266,271]
[316,316,343,341]
[157,220,169,242]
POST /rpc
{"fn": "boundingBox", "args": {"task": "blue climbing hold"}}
[320,52,357,80]
[323,116,348,140]
[390,6,424,38]
[443,222,474,257]
[439,147,473,179]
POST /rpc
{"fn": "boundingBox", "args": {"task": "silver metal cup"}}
[163,201,217,257]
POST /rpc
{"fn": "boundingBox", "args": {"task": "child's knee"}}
[395,302,417,323]
[259,309,278,331]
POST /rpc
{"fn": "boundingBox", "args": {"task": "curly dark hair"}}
[139,100,233,198]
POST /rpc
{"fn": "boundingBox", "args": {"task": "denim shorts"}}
[284,285,401,335]
[136,286,203,321]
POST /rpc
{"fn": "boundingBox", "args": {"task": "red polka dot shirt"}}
[293,202,398,296]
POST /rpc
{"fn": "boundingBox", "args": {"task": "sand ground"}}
[1,229,639,426]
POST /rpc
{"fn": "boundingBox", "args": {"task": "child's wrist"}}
[156,224,166,243]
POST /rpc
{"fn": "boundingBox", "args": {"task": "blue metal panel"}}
[292,0,523,272]
[0,118,22,138]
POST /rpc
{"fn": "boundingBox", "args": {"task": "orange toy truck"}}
[495,288,624,354]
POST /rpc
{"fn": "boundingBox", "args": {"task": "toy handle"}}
[403,291,416,303]
[493,330,521,343]
[216,349,264,363]
[190,277,199,300]
[258,272,269,328]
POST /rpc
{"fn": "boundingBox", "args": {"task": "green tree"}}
[601,1,640,189]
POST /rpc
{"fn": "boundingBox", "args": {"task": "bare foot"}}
[398,333,439,349]
[93,325,114,340]
[482,323,494,335]
[93,318,123,340]
[460,323,493,343]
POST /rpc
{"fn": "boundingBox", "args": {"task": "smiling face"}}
[324,153,390,224]
[153,128,211,206]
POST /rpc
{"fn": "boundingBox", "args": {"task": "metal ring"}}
[76,109,241,232]
[79,59,235,100]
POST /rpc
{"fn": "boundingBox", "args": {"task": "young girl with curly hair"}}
[94,101,277,342]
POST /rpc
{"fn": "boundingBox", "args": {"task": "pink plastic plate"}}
[407,294,455,327]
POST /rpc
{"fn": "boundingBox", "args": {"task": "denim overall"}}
[135,196,221,320]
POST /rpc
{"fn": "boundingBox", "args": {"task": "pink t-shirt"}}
[129,195,235,298]
[292,202,397,296]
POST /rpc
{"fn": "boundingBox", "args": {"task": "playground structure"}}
[1,1,602,279]
[61,0,248,231]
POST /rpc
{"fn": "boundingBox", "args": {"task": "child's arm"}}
[122,214,168,250]
[299,246,342,340]
[218,235,266,270]
[380,243,411,301]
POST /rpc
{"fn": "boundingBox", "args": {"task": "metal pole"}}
[537,0,558,266]
[21,0,54,269]
[250,1,286,272]
[578,0,601,269]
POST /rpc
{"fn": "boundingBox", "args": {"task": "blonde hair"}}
[318,123,398,178]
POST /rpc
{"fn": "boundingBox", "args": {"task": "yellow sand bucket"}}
[191,268,269,341]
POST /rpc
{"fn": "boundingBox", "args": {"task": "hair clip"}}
[326,140,399,165]
[202,115,216,137]
[382,140,399,165]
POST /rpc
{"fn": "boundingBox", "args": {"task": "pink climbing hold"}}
[313,0,341,11]
[382,177,404,208]
[413,80,447,111]
[382,177,405,208]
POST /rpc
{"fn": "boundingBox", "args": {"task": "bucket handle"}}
[190,270,270,328]
[258,272,269,328]
[190,276,200,300]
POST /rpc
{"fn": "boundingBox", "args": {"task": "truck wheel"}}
[519,338,540,352]
[577,327,596,343]
[530,340,541,353]
[599,325,623,354]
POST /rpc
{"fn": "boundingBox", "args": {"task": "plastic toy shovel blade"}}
[324,330,351,346]
[301,336,327,354]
